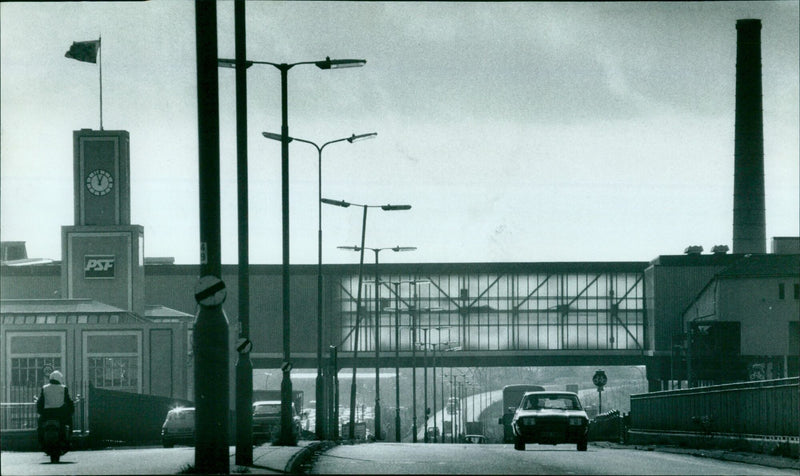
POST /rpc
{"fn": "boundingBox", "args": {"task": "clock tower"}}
[62,129,144,316]
[73,129,131,226]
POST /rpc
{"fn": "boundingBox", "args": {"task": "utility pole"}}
[233,0,253,465]
[193,1,229,472]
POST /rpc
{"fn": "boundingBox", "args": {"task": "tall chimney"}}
[732,19,766,254]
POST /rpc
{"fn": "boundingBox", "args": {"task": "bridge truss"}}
[328,262,647,366]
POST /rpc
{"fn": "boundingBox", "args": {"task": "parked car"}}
[510,391,588,451]
[161,407,195,448]
[464,434,487,444]
[252,400,302,442]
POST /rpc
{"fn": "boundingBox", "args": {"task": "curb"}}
[284,441,334,474]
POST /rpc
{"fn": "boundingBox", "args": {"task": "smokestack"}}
[732,19,766,254]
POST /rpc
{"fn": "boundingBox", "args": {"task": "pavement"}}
[592,441,800,471]
[220,440,800,474]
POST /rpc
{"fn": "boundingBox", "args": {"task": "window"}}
[11,357,62,387]
[6,333,65,401]
[83,331,141,393]
[794,284,799,300]
[778,283,785,300]
[87,356,139,392]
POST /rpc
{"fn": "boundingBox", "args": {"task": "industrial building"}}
[1,18,797,426]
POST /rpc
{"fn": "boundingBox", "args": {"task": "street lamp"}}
[219,54,366,446]
[263,131,377,439]
[416,324,444,443]
[386,281,404,442]
[429,335,453,443]
[323,199,412,439]
[406,281,431,443]
[339,245,416,441]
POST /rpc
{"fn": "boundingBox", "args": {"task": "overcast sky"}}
[1,1,798,265]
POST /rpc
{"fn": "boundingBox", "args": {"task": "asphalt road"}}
[1,446,198,475]
[309,442,796,475]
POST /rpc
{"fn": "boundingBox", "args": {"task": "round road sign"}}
[592,369,608,388]
[237,338,253,354]
[194,275,227,307]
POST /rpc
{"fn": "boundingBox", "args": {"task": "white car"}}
[510,391,589,451]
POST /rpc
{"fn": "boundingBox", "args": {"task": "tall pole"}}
[373,250,382,440]
[411,297,418,442]
[193,1,228,472]
[233,0,252,464]
[277,63,295,446]
[451,373,456,443]
[98,36,103,130]
[432,343,437,443]
[421,328,429,442]
[316,145,325,440]
[330,345,339,440]
[440,365,445,443]
[393,283,401,442]
[349,206,369,439]
[471,383,475,430]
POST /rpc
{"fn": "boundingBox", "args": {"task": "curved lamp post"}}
[263,131,377,439]
[322,198,411,440]
[220,55,366,446]
[338,245,416,441]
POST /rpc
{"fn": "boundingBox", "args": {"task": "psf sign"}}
[84,255,115,278]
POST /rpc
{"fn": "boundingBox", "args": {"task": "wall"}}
[718,278,800,356]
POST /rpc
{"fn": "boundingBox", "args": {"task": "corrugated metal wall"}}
[630,378,799,437]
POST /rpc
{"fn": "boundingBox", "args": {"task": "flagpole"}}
[99,36,103,131]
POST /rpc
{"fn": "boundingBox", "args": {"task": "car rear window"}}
[522,395,581,410]
[254,404,281,415]
[168,409,194,421]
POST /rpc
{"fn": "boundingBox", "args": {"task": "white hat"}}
[49,370,64,384]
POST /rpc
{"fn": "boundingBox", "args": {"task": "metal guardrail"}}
[630,377,799,438]
[1,402,38,429]
[588,409,627,443]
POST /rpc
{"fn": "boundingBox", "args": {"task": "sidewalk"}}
[592,441,800,471]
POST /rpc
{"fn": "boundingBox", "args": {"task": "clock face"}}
[86,169,114,196]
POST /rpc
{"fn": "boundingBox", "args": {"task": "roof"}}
[648,253,744,267]
[715,254,800,278]
[145,305,194,320]
[0,298,128,314]
[0,298,150,324]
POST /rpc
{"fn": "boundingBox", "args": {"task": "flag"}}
[65,40,100,63]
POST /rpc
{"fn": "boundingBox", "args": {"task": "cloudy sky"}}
[1,1,798,265]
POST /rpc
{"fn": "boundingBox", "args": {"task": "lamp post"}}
[382,278,421,442]
[404,281,432,443]
[387,281,403,442]
[429,336,452,444]
[323,199,411,440]
[263,131,376,439]
[338,246,416,441]
[419,328,430,443]
[416,326,444,443]
[220,55,366,446]
[195,3,228,471]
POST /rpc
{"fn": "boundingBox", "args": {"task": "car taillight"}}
[522,417,536,425]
